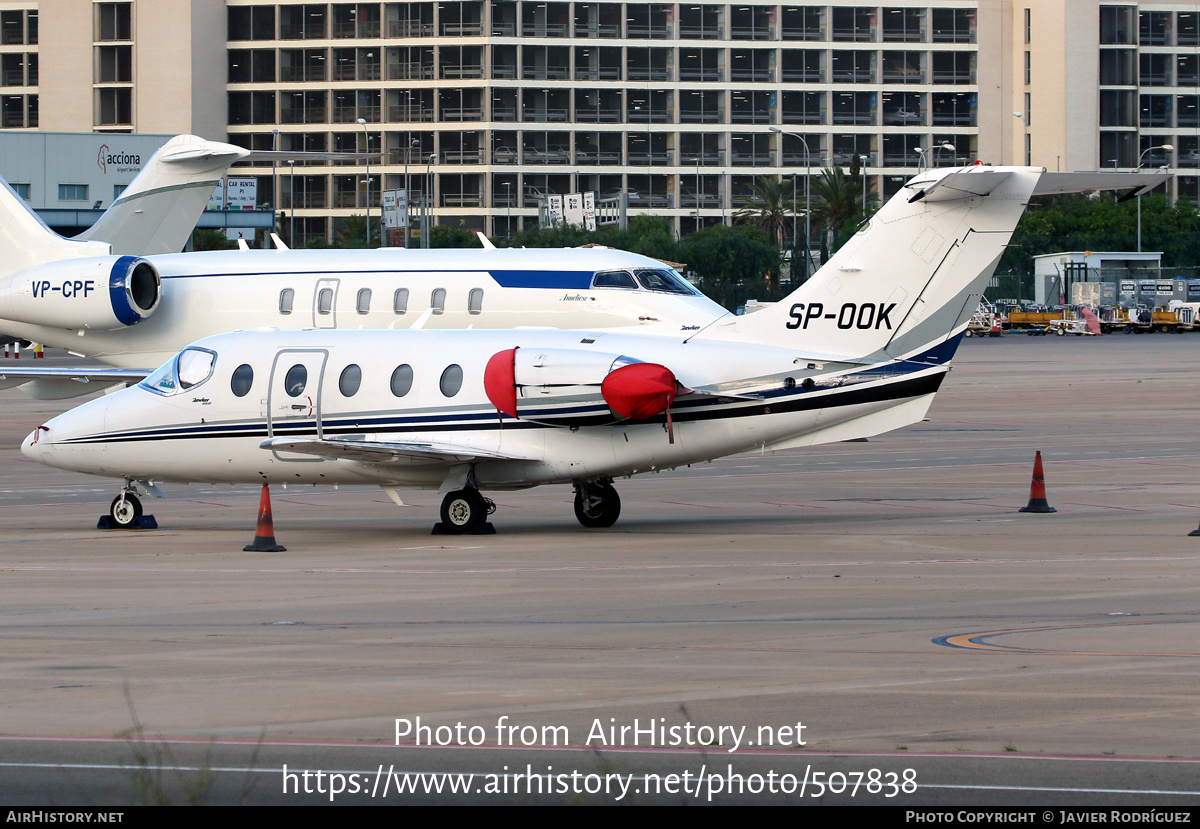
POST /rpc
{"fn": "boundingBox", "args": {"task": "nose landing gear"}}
[98,480,158,530]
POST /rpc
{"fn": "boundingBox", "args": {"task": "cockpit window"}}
[592,270,637,290]
[139,347,217,396]
[635,268,697,295]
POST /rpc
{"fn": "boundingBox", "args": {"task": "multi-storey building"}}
[0,1,1197,243]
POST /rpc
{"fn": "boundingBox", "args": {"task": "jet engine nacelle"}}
[0,255,161,331]
[484,346,679,424]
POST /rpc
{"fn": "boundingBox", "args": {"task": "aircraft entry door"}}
[266,349,328,462]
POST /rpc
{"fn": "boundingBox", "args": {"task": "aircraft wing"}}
[0,366,149,399]
[260,437,540,465]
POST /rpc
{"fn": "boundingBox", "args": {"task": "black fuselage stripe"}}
[62,372,944,447]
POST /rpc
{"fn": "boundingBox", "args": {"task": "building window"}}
[58,184,88,201]
[1024,8,1031,44]
[96,3,132,41]
[96,45,132,83]
[228,5,276,41]
[1100,6,1135,45]
[11,183,29,200]
[96,88,132,125]
[1,10,25,45]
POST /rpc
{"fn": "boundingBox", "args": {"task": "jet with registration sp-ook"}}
[22,166,1169,532]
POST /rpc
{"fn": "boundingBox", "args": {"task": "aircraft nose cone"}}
[20,427,46,461]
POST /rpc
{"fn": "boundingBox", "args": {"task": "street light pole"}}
[1012,111,1029,165]
[769,126,811,281]
[1137,143,1173,252]
[271,128,279,249]
[357,117,370,247]
[422,154,438,249]
[287,159,295,246]
[403,138,419,249]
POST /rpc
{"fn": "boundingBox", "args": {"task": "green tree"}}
[190,229,236,252]
[429,224,484,248]
[733,176,795,248]
[334,214,379,248]
[678,223,782,307]
[810,155,878,255]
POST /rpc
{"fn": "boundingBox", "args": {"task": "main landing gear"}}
[98,480,158,530]
[436,487,497,535]
[573,480,621,528]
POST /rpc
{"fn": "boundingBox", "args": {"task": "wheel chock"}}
[96,514,158,530]
[431,522,496,536]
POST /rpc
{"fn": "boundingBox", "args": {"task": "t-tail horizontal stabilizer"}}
[694,167,1171,365]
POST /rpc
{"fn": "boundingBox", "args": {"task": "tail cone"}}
[1018,451,1057,514]
[243,484,286,551]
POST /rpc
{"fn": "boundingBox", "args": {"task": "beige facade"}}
[2,1,1198,242]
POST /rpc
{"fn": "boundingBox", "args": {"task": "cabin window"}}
[231,364,254,397]
[356,288,371,314]
[339,364,362,396]
[439,364,463,397]
[592,270,637,289]
[431,288,446,315]
[468,287,484,314]
[279,288,295,314]
[390,364,414,397]
[393,287,409,314]
[284,364,307,397]
[317,287,334,315]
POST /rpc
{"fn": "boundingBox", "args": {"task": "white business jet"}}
[22,166,1167,532]
[0,169,729,399]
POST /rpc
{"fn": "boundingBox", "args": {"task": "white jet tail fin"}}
[77,135,249,256]
[0,179,111,277]
[696,167,1168,364]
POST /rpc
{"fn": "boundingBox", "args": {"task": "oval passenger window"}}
[279,288,294,314]
[439,364,463,397]
[231,364,254,397]
[285,364,307,397]
[390,364,414,397]
[339,364,362,397]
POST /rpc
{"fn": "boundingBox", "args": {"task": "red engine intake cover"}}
[483,347,519,418]
[601,363,677,420]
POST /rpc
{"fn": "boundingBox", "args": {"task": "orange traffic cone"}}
[243,484,286,551]
[1019,451,1057,513]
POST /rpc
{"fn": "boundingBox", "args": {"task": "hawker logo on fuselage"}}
[786,302,897,331]
[32,280,95,298]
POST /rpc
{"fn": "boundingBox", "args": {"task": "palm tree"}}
[810,155,878,251]
[733,176,796,249]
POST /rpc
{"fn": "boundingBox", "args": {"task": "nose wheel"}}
[574,481,621,528]
[97,481,158,530]
[109,492,143,528]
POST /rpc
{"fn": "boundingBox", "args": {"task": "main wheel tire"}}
[440,488,486,534]
[109,493,143,528]
[574,483,621,528]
